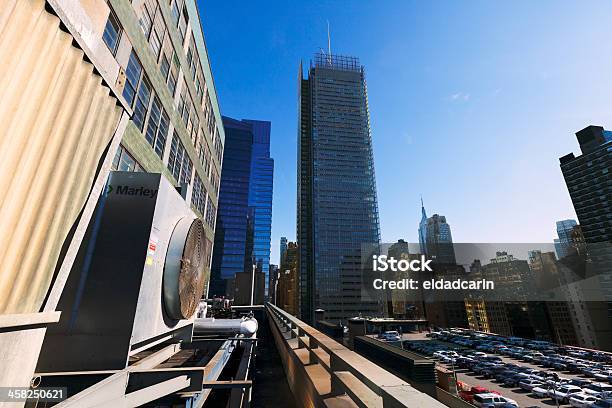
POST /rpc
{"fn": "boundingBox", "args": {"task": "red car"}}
[459,386,502,403]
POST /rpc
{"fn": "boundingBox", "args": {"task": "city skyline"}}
[200,1,612,266]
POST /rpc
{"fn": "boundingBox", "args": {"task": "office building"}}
[464,298,512,336]
[418,202,456,264]
[560,126,611,244]
[211,117,273,302]
[560,125,612,350]
[386,240,426,319]
[269,264,279,305]
[528,250,579,346]
[278,242,299,316]
[555,219,578,259]
[280,236,288,266]
[297,52,381,324]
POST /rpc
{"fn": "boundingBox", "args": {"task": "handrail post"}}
[329,353,349,397]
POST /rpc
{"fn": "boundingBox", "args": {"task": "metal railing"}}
[266,302,446,407]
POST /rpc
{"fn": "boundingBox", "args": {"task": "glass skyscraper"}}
[297,52,381,324]
[210,117,273,299]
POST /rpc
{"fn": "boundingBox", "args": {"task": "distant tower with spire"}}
[418,197,428,255]
[418,197,456,263]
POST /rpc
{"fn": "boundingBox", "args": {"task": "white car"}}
[549,385,583,404]
[569,392,598,408]
[473,393,518,408]
[518,379,543,391]
[595,371,612,383]
[381,331,401,342]
[583,383,612,397]
[532,385,550,398]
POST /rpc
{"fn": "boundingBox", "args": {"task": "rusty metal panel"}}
[0,0,123,314]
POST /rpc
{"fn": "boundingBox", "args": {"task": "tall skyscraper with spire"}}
[418,198,428,256]
[297,52,381,324]
[418,200,455,263]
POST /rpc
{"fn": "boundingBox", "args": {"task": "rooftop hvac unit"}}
[37,172,212,372]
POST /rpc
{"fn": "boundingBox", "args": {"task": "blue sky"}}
[198,1,612,265]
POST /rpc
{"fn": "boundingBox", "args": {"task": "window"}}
[149,5,166,59]
[197,129,208,169]
[138,3,153,37]
[145,96,169,158]
[160,53,170,80]
[168,132,193,186]
[213,128,223,162]
[191,115,199,146]
[191,174,207,215]
[168,53,179,95]
[183,101,193,133]
[205,145,211,176]
[210,167,219,195]
[198,71,207,105]
[170,0,182,26]
[178,85,187,117]
[112,145,142,172]
[205,196,216,228]
[188,35,198,80]
[150,26,162,58]
[137,1,167,60]
[186,44,193,68]
[102,10,122,56]
[123,51,143,106]
[132,76,152,131]
[205,95,215,134]
[178,5,189,44]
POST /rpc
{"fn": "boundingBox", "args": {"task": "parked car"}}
[457,357,476,368]
[495,370,517,383]
[583,383,612,398]
[569,378,592,388]
[583,368,603,378]
[549,385,583,404]
[381,331,401,342]
[473,393,518,408]
[522,352,544,362]
[568,392,599,408]
[482,365,503,379]
[532,385,551,398]
[594,370,612,383]
[458,387,501,403]
[504,373,530,387]
[518,379,544,391]
[473,363,494,375]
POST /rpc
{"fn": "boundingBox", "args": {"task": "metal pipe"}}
[194,317,258,337]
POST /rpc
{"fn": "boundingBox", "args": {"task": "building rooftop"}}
[312,51,362,72]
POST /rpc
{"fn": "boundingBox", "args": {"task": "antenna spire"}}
[327,21,332,65]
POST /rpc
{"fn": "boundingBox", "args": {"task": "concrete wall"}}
[353,336,438,397]
[436,387,474,408]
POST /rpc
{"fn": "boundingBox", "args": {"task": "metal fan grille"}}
[178,219,207,318]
